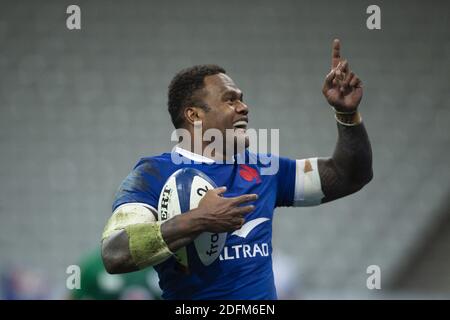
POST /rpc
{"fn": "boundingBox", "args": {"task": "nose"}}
[235,101,249,115]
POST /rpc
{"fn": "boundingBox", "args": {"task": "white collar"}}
[174,146,216,163]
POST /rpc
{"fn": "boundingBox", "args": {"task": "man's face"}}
[199,73,249,154]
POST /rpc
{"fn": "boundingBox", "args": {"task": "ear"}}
[184,107,206,126]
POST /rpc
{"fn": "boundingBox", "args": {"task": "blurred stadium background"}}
[0,0,449,299]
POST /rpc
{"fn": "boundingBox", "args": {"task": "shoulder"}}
[134,152,174,169]
[132,153,173,178]
[113,152,175,211]
[118,152,176,192]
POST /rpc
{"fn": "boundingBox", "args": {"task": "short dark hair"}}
[168,64,226,128]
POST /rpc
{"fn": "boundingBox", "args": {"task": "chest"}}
[206,164,277,220]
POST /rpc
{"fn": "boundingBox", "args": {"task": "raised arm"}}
[318,39,373,203]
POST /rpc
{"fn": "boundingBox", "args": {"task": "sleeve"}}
[275,156,297,207]
[112,158,163,213]
[276,156,325,207]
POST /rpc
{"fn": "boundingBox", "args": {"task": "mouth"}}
[232,120,248,131]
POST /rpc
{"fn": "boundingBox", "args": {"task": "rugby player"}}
[101,39,373,299]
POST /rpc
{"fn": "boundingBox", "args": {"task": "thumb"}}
[323,69,336,92]
[325,69,335,86]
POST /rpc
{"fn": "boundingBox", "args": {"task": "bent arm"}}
[102,188,257,274]
[318,118,373,203]
[101,203,206,274]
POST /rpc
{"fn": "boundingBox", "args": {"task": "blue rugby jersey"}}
[112,147,299,300]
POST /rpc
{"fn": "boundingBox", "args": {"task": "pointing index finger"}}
[332,39,341,68]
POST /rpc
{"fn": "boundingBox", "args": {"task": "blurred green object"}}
[70,248,162,300]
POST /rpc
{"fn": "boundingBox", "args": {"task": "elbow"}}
[362,166,374,186]
[101,233,136,274]
[101,240,121,274]
[352,167,373,192]
[102,258,119,275]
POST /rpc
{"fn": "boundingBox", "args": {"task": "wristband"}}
[333,108,362,126]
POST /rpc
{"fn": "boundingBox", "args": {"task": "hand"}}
[195,187,257,233]
[322,39,363,112]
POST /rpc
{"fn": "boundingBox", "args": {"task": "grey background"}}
[0,0,449,298]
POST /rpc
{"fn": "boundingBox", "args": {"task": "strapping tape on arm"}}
[102,203,172,267]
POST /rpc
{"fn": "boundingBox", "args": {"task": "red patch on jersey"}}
[239,164,261,184]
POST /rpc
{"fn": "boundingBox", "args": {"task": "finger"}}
[354,78,363,88]
[211,186,227,195]
[339,60,349,74]
[324,69,336,88]
[349,74,359,87]
[332,78,339,86]
[331,39,341,68]
[335,69,345,83]
[233,205,255,215]
[232,217,246,230]
[335,61,346,81]
[342,71,355,90]
[230,193,258,205]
